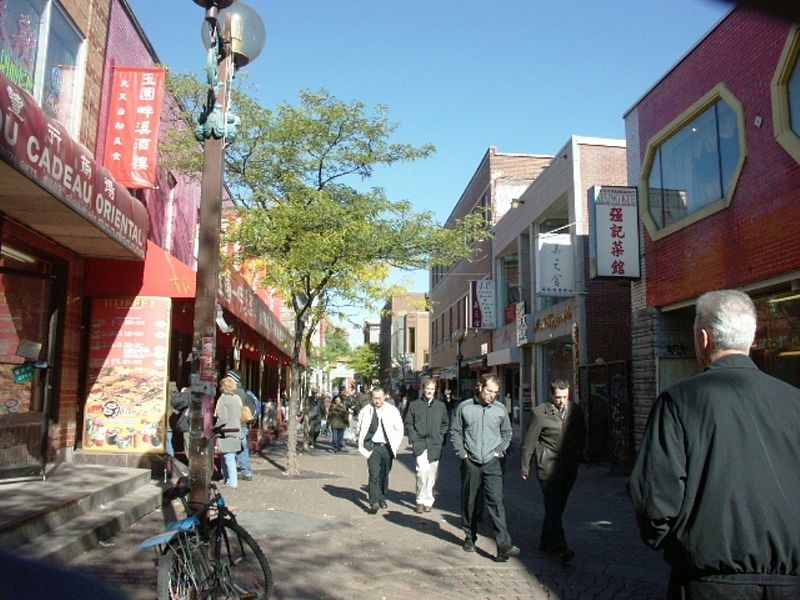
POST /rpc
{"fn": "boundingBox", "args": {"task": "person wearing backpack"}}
[228,369,255,482]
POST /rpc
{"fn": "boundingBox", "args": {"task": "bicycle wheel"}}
[157,533,213,599]
[212,518,273,600]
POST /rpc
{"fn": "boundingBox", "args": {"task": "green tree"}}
[164,79,488,475]
[349,343,380,383]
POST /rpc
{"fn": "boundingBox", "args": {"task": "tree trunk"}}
[284,317,306,476]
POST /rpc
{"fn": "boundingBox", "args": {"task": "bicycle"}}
[141,476,273,599]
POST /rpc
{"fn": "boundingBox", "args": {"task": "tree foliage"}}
[164,74,489,475]
[349,343,380,383]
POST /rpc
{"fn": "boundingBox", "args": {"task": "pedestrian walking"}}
[357,386,405,514]
[327,394,349,452]
[405,377,449,513]
[450,373,520,562]
[214,376,242,489]
[520,378,585,564]
[630,289,800,600]
[228,369,254,481]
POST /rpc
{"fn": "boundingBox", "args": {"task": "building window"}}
[0,0,85,134]
[771,25,800,163]
[408,327,416,353]
[641,84,746,240]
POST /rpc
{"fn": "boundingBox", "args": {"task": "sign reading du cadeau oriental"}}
[0,71,148,258]
[469,280,497,329]
[589,185,641,279]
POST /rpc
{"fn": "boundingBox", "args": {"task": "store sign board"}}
[83,296,170,453]
[0,71,148,258]
[536,233,575,296]
[469,280,496,329]
[103,66,166,188]
[589,185,641,279]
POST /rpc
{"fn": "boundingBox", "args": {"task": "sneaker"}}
[496,544,520,562]
[415,504,424,514]
[379,500,388,509]
[367,504,379,514]
[462,538,476,553]
[423,506,432,513]
[240,474,253,482]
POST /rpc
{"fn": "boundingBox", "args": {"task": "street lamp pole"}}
[188,0,264,510]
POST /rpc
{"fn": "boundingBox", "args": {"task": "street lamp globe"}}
[201,1,266,68]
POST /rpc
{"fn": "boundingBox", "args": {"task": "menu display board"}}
[83,297,170,453]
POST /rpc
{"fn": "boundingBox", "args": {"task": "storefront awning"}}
[0,72,148,259]
[85,241,195,298]
[487,346,521,367]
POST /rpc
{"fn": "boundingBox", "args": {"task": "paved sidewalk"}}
[69,434,669,599]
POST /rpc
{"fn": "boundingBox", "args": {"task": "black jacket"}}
[520,400,585,481]
[630,354,800,581]
[404,398,449,462]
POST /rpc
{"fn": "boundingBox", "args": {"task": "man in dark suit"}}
[520,378,585,564]
[630,289,800,600]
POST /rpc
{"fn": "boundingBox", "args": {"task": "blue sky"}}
[127,0,731,343]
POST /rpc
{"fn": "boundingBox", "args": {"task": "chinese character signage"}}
[83,297,170,453]
[536,233,575,296]
[515,301,529,347]
[469,280,496,329]
[0,71,148,258]
[589,186,641,279]
[103,66,166,188]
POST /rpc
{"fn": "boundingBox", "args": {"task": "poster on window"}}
[469,280,496,329]
[103,66,166,188]
[535,233,575,296]
[589,186,641,279]
[83,297,170,453]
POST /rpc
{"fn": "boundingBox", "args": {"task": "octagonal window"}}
[645,99,741,231]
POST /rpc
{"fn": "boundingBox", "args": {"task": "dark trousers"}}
[668,575,800,600]
[367,444,392,506]
[331,428,344,451]
[538,468,577,551]
[460,458,512,550]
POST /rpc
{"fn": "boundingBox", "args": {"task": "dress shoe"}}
[559,548,575,564]
[496,544,521,562]
[423,506,431,513]
[462,538,476,553]
[367,504,379,514]
[415,504,424,514]
[379,500,388,509]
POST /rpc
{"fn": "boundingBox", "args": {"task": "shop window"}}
[0,0,85,134]
[640,84,746,240]
[771,25,800,163]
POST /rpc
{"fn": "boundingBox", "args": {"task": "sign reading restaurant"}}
[0,71,148,258]
[589,185,641,279]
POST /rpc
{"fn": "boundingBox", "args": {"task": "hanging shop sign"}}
[0,72,148,258]
[516,301,529,346]
[589,185,641,279]
[536,233,575,296]
[103,66,166,188]
[83,296,170,453]
[469,279,497,329]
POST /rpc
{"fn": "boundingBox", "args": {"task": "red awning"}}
[85,240,195,298]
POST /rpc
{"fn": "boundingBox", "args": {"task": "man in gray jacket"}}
[451,373,519,561]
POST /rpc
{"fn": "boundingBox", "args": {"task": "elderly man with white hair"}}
[630,289,800,600]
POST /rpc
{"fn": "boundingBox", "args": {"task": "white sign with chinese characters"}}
[469,280,497,329]
[515,301,529,346]
[589,186,641,279]
[536,233,575,296]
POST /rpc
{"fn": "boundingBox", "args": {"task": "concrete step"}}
[17,481,163,563]
[0,464,154,548]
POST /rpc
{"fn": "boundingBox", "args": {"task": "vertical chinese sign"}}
[589,186,641,279]
[84,297,171,453]
[536,233,575,296]
[469,280,497,329]
[102,66,166,188]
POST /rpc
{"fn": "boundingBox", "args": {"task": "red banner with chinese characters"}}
[103,66,166,188]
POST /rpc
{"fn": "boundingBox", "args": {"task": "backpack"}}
[240,404,254,424]
[170,407,189,434]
